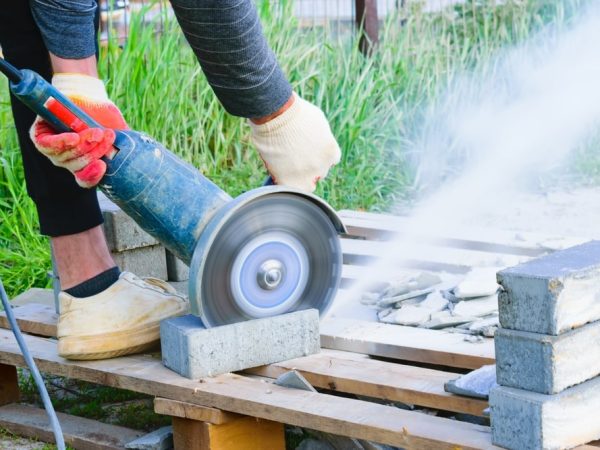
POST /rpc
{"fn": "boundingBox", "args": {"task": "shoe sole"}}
[58,322,162,360]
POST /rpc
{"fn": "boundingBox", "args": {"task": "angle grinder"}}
[0,57,345,327]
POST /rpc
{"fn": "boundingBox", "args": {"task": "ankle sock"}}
[64,267,121,298]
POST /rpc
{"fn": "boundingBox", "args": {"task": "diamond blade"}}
[198,194,342,327]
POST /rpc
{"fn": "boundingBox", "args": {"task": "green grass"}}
[0,0,592,297]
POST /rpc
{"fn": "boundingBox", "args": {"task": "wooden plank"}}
[0,403,143,450]
[338,210,587,255]
[172,417,210,450]
[0,363,19,406]
[9,287,55,307]
[0,301,494,372]
[248,349,488,417]
[155,397,242,424]
[341,238,526,272]
[321,318,495,370]
[172,415,285,450]
[0,303,58,337]
[0,328,498,449]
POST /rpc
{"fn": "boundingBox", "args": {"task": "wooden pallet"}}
[0,210,597,449]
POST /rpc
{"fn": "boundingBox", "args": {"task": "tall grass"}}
[0,0,589,297]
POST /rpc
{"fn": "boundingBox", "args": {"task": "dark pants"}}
[0,3,103,237]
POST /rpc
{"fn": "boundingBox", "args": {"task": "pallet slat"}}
[339,209,587,255]
[321,318,495,370]
[0,403,143,450]
[247,349,488,416]
[0,328,498,449]
[341,238,526,272]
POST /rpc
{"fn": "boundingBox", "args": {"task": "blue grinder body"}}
[7,68,344,327]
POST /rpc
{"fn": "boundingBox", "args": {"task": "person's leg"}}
[0,2,115,289]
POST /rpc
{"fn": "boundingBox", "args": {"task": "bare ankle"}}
[52,225,116,289]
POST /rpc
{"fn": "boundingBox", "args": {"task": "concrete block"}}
[112,245,167,280]
[99,192,159,252]
[166,250,189,282]
[497,240,600,335]
[125,426,173,449]
[490,376,600,450]
[495,320,600,394]
[161,310,320,379]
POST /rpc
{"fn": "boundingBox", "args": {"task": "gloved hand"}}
[30,74,128,188]
[249,93,341,192]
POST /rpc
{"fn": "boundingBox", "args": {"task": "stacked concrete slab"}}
[98,192,168,280]
[491,240,600,450]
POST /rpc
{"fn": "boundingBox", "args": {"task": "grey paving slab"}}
[495,320,600,394]
[497,240,600,334]
[161,310,320,379]
[99,192,159,251]
[166,250,189,282]
[490,376,600,450]
[112,245,167,280]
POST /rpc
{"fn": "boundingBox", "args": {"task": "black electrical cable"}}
[0,279,65,449]
[0,57,23,84]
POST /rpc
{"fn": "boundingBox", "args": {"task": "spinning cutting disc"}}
[194,193,342,327]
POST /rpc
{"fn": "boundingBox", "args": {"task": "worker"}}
[0,1,341,360]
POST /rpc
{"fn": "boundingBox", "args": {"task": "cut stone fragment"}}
[468,315,499,337]
[377,287,434,308]
[419,291,449,312]
[490,376,600,450]
[495,319,600,394]
[445,364,497,399]
[161,310,320,379]
[452,295,498,318]
[454,268,500,299]
[360,292,382,305]
[380,272,442,298]
[497,240,600,335]
[421,310,475,329]
[389,305,433,326]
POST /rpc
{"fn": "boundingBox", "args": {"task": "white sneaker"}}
[57,272,188,360]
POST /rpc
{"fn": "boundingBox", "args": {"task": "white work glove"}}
[249,94,341,192]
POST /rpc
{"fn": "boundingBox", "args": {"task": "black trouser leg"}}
[0,3,103,237]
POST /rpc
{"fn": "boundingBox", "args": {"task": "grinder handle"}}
[8,68,104,135]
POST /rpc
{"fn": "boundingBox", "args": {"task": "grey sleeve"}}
[29,0,97,59]
[169,0,293,118]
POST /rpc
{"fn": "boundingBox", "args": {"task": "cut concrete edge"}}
[490,376,600,449]
[495,320,600,394]
[497,240,600,335]
[161,310,320,379]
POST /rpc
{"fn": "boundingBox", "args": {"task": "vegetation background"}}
[0,0,595,298]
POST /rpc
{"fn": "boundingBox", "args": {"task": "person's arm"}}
[169,0,292,119]
[29,0,98,61]
[170,0,341,191]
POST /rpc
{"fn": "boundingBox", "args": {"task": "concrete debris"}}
[451,294,498,318]
[368,270,500,336]
[386,304,434,326]
[380,272,442,298]
[453,268,500,299]
[445,365,498,399]
[421,310,475,330]
[376,287,434,308]
[419,291,449,311]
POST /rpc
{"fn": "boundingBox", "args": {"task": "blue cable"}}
[0,279,65,450]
